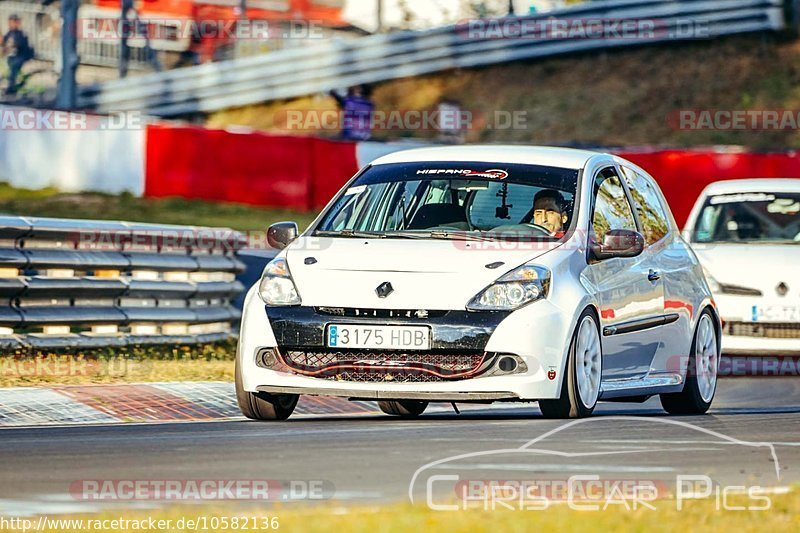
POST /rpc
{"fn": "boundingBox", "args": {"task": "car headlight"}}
[258,257,301,306]
[467,265,551,312]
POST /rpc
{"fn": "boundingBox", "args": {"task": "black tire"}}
[539,309,601,419]
[660,309,718,415]
[235,353,298,421]
[378,400,428,417]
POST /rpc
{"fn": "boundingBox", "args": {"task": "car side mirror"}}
[590,229,645,261]
[267,222,299,250]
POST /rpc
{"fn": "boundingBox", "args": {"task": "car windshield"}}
[315,162,580,241]
[692,191,800,243]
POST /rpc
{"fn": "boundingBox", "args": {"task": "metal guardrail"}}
[76,0,787,116]
[0,216,247,351]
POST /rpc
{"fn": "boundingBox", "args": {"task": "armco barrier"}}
[0,216,248,352]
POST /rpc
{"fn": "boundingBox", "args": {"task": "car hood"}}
[695,243,800,296]
[284,236,562,309]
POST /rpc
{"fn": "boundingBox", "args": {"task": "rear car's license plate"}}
[326,325,431,350]
[751,305,800,322]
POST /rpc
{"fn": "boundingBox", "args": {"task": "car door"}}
[620,165,681,378]
[584,167,665,381]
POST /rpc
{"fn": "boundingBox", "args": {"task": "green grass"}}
[0,182,317,232]
[0,342,237,387]
[16,490,799,532]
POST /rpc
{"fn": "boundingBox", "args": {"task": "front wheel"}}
[539,309,603,419]
[660,310,719,415]
[235,354,299,421]
[378,400,428,417]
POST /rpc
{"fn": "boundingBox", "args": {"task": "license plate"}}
[326,324,431,350]
[751,305,800,322]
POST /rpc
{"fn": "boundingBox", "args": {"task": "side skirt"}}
[599,373,684,400]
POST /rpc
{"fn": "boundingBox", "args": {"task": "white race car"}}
[684,179,800,355]
[236,146,720,420]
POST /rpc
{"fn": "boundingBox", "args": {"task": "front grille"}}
[323,370,451,383]
[315,307,448,319]
[725,322,800,339]
[261,348,494,383]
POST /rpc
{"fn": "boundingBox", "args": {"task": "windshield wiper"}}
[316,230,387,239]
[422,230,495,242]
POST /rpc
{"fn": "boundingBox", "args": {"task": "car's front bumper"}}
[236,286,575,401]
[715,294,800,355]
[719,328,800,355]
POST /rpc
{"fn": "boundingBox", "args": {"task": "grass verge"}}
[14,491,799,532]
[210,34,800,150]
[0,342,235,387]
[0,182,317,232]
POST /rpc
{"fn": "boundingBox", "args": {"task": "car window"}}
[692,191,800,243]
[469,182,539,230]
[621,166,670,245]
[592,167,637,242]
[316,162,579,240]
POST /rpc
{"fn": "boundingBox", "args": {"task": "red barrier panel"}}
[616,150,800,226]
[145,124,358,211]
[309,138,360,209]
[144,124,799,224]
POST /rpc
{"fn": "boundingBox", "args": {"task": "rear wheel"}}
[378,400,428,417]
[660,310,719,415]
[235,354,299,421]
[539,309,602,419]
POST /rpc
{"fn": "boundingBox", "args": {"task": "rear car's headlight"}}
[258,258,301,306]
[703,267,762,296]
[467,265,551,312]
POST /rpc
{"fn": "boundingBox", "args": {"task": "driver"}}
[532,190,569,237]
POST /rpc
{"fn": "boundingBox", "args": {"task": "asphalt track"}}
[0,378,798,514]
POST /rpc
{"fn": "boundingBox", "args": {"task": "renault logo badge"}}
[777,282,789,297]
[376,282,394,298]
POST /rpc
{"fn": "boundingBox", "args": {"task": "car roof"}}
[370,145,605,170]
[701,178,800,196]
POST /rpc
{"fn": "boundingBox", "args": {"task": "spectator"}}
[329,85,375,141]
[175,32,202,68]
[2,14,34,95]
[437,98,466,143]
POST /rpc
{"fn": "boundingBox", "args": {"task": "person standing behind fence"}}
[2,14,34,95]
[329,85,375,141]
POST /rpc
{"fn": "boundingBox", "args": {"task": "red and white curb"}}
[0,383,382,427]
[0,383,503,427]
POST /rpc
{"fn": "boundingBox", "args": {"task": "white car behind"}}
[684,179,800,354]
